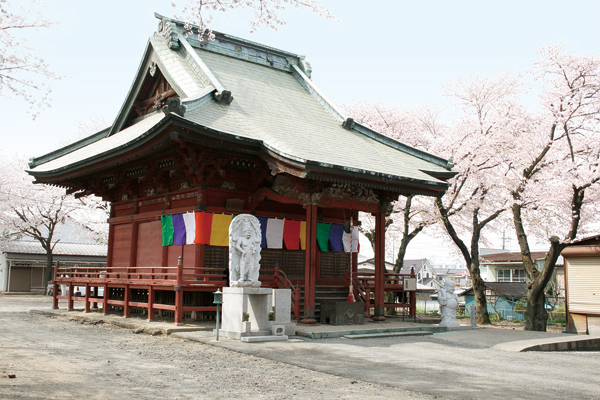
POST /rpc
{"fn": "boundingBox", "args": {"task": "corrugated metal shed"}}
[0,241,107,257]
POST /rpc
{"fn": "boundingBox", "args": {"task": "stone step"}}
[240,335,289,342]
[343,331,433,339]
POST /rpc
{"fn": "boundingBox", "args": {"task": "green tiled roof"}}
[28,14,453,192]
[30,113,165,173]
[184,48,448,185]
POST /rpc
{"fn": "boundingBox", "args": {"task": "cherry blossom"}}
[171,0,336,39]
[0,0,60,118]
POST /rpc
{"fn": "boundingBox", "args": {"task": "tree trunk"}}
[45,249,54,286]
[435,198,493,325]
[525,285,548,331]
[469,262,491,325]
[512,202,566,332]
[384,292,395,316]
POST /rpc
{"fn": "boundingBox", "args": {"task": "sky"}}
[2,0,599,261]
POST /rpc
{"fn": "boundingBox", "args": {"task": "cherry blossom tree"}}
[507,45,600,331]
[346,45,600,330]
[434,73,528,325]
[345,76,526,325]
[346,102,443,272]
[0,155,109,286]
[0,0,59,118]
[171,0,336,39]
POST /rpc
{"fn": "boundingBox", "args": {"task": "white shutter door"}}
[566,257,600,314]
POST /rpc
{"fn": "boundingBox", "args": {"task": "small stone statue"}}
[229,214,262,287]
[470,304,477,327]
[437,279,460,326]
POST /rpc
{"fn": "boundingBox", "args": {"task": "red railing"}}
[353,270,417,317]
[348,271,371,317]
[54,264,227,287]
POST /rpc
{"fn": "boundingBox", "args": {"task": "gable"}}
[124,65,175,129]
[109,35,211,136]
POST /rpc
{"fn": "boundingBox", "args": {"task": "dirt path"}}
[0,296,427,399]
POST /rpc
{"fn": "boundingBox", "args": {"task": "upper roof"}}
[399,258,430,274]
[434,267,469,275]
[481,251,548,263]
[28,14,454,195]
[564,234,600,246]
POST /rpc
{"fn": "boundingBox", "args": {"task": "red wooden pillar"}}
[67,283,74,311]
[102,285,109,315]
[123,285,130,318]
[410,267,416,317]
[161,245,169,280]
[106,223,115,271]
[372,211,386,321]
[52,265,59,309]
[84,283,90,313]
[147,286,154,321]
[302,204,318,324]
[351,211,359,276]
[104,212,115,316]
[174,256,183,325]
[130,222,139,278]
[91,286,98,309]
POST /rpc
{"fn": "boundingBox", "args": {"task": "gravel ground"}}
[0,296,428,400]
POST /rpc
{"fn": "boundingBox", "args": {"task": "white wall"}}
[417,299,440,313]
[0,253,8,292]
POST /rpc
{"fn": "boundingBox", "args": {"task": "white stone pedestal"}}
[218,287,281,340]
[272,288,296,336]
[218,287,296,341]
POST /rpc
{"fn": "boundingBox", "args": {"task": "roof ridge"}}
[175,32,232,104]
[155,13,312,77]
[154,13,305,59]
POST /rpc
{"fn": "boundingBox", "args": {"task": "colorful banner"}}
[299,221,307,250]
[352,226,360,253]
[316,222,331,252]
[161,215,174,246]
[210,214,233,246]
[328,224,344,252]
[342,229,352,252]
[283,219,301,250]
[257,216,268,248]
[194,212,213,245]
[172,214,186,246]
[182,212,196,245]
[266,218,285,249]
[159,212,354,253]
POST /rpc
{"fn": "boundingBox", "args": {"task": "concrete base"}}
[320,301,364,325]
[220,287,294,340]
